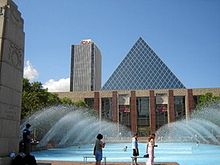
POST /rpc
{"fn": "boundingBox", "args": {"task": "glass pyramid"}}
[102,37,185,90]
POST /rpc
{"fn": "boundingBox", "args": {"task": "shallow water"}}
[32,142,220,165]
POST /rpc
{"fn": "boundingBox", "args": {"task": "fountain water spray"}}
[156,103,220,144]
[20,105,131,147]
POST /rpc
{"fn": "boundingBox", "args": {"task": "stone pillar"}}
[112,91,118,123]
[149,90,156,133]
[186,89,194,119]
[0,0,24,163]
[94,92,100,117]
[168,90,175,123]
[130,91,137,134]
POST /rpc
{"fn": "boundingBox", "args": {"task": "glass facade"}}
[136,97,150,136]
[156,104,168,129]
[119,108,131,133]
[193,95,200,109]
[119,105,130,135]
[101,98,112,121]
[118,94,131,131]
[81,88,208,136]
[174,96,185,120]
[102,37,185,90]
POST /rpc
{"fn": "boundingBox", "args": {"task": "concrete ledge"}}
[37,160,179,165]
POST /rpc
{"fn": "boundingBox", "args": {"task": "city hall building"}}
[58,37,220,136]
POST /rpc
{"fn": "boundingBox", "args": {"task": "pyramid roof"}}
[102,37,185,90]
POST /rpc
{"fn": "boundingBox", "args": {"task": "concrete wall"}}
[0,0,24,162]
[56,88,220,101]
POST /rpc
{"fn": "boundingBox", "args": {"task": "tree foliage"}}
[22,78,61,119]
[60,97,75,105]
[196,92,220,110]
[21,78,88,119]
[59,97,89,107]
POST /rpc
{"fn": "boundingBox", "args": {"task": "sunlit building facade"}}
[57,88,220,136]
[62,37,220,136]
[70,39,101,91]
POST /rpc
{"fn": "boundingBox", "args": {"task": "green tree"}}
[21,78,89,119]
[21,78,61,119]
[196,93,220,110]
[60,97,97,116]
[60,97,75,105]
[75,100,88,107]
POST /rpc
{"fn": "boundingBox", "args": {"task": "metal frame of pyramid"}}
[102,37,185,90]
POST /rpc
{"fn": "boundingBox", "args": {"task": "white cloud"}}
[43,78,70,92]
[23,60,39,81]
[23,60,69,92]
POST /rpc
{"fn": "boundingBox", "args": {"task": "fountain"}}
[20,105,131,147]
[21,103,220,165]
[156,103,220,144]
[33,142,220,165]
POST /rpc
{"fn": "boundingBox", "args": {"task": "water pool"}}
[32,142,220,165]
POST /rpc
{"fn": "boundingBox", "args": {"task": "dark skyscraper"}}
[70,39,101,91]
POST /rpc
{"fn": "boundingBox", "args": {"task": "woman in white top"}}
[146,135,155,165]
[131,133,139,165]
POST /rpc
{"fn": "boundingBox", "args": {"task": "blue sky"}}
[14,0,220,91]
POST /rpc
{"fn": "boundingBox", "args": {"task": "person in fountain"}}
[123,145,128,151]
[94,134,105,165]
[22,123,32,155]
[132,133,139,165]
[146,134,156,165]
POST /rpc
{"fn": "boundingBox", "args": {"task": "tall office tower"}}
[70,39,101,91]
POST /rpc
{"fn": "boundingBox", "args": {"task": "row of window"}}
[85,95,197,136]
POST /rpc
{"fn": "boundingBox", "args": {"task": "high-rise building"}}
[59,37,220,137]
[70,39,101,91]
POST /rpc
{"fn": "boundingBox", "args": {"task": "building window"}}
[193,95,200,109]
[155,94,168,130]
[136,97,150,136]
[118,94,131,132]
[174,96,185,120]
[101,98,112,121]
[155,104,168,130]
